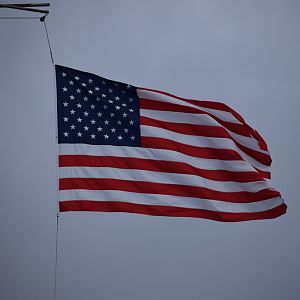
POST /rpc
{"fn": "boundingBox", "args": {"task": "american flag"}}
[56,65,286,222]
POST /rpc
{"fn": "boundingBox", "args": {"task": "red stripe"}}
[142,136,243,160]
[59,178,280,203]
[59,155,266,183]
[59,200,287,222]
[235,141,271,166]
[141,116,271,166]
[141,99,263,141]
[141,98,221,115]
[254,168,270,179]
[138,87,269,151]
[188,99,269,152]
[139,87,238,114]
[141,116,230,137]
[142,137,269,179]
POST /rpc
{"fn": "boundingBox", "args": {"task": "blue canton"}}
[56,65,141,146]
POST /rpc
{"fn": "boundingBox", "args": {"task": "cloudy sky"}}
[0,0,299,299]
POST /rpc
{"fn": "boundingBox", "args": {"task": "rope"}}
[54,213,60,300]
[42,16,55,65]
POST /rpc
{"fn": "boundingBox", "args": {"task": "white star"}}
[95,87,100,91]
[69,80,74,85]
[97,112,102,117]
[70,109,75,115]
[81,83,87,87]
[97,127,103,132]
[115,96,120,101]
[77,117,82,122]
[74,76,80,80]
[122,103,127,107]
[83,96,88,101]
[122,112,127,118]
[62,87,68,92]
[117,135,123,140]
[104,120,109,125]
[111,128,116,133]
[63,132,69,137]
[84,126,89,131]
[126,84,131,89]
[91,119,96,124]
[101,94,106,98]
[104,134,109,139]
[101,80,106,85]
[124,128,128,133]
[108,100,113,104]
[90,104,95,109]
[90,134,96,139]
[63,102,68,107]
[103,105,108,109]
[117,120,122,125]
[108,88,113,93]
[121,90,126,94]
[129,109,134,112]
[115,105,120,110]
[62,72,66,77]
[129,97,133,102]
[63,117,69,122]
[70,124,76,130]
[77,132,82,137]
[88,78,93,83]
[84,111,89,116]
[129,120,134,125]
[76,88,81,93]
[88,90,93,94]
[110,113,115,117]
[70,95,75,100]
[130,135,135,140]
[76,103,82,108]
[96,97,100,101]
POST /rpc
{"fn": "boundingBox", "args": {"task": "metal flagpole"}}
[40,14,61,300]
[0,3,60,299]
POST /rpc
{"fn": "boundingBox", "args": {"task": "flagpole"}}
[40,15,60,300]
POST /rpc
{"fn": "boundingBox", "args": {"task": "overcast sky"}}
[0,0,299,299]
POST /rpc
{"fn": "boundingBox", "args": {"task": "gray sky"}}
[0,0,299,299]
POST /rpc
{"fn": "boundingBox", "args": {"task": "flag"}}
[55,65,286,222]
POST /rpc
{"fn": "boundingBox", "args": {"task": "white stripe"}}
[141,109,268,154]
[59,189,283,213]
[137,89,242,124]
[141,125,269,171]
[59,167,273,193]
[141,109,220,126]
[59,144,266,173]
